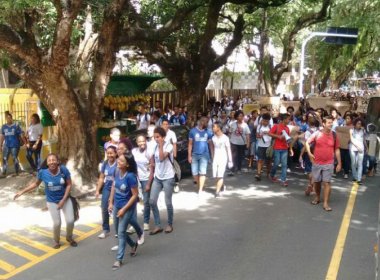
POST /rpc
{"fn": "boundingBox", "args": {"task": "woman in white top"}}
[149,127,175,235]
[211,122,233,197]
[132,135,153,231]
[229,111,250,174]
[26,114,43,172]
[349,118,367,184]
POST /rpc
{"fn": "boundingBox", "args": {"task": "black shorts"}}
[257,146,270,161]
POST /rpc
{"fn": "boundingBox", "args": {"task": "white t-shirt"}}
[153,142,175,180]
[132,147,151,181]
[229,122,250,145]
[256,125,272,148]
[165,129,177,144]
[137,113,151,130]
[27,123,43,141]
[212,134,230,164]
[350,128,365,152]
[367,133,378,157]
[254,116,274,128]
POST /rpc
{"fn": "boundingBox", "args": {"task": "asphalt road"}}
[4,167,379,280]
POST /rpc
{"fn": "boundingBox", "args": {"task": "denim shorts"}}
[257,146,269,161]
[191,154,209,176]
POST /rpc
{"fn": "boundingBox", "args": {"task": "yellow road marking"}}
[0,260,15,273]
[325,183,359,280]
[9,233,52,253]
[28,227,52,239]
[72,229,86,236]
[0,242,38,261]
[0,224,102,280]
[86,223,99,228]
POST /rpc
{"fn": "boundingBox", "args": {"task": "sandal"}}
[255,174,261,181]
[53,243,61,249]
[149,228,163,235]
[311,199,320,205]
[130,243,138,257]
[164,225,173,234]
[67,239,78,247]
[305,185,313,196]
[323,206,332,212]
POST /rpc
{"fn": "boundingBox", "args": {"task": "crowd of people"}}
[9,95,379,270]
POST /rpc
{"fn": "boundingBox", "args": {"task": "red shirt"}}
[307,130,340,165]
[270,123,290,150]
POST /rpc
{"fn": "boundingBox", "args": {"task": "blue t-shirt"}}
[38,165,71,203]
[113,170,138,209]
[170,115,185,126]
[101,160,117,191]
[1,123,23,148]
[189,127,212,155]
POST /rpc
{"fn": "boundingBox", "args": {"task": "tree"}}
[119,0,289,111]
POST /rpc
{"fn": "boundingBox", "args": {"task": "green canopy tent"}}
[106,74,164,96]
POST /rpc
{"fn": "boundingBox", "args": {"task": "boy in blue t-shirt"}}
[0,113,26,176]
[188,116,213,195]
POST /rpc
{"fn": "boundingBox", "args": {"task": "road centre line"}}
[325,182,359,280]
[0,224,102,280]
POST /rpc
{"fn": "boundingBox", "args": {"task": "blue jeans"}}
[270,149,288,182]
[150,177,175,227]
[191,154,209,176]
[2,146,20,174]
[113,205,142,237]
[26,144,41,171]
[114,206,138,261]
[363,154,376,175]
[101,187,111,232]
[140,180,151,224]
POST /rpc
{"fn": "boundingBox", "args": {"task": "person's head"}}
[220,111,227,119]
[280,113,291,125]
[110,128,121,143]
[212,121,223,134]
[251,110,258,118]
[46,153,60,171]
[197,111,202,118]
[261,113,271,126]
[154,127,166,142]
[117,142,128,156]
[106,146,117,163]
[308,117,318,128]
[234,110,244,122]
[286,106,295,115]
[139,104,146,113]
[260,106,269,115]
[147,124,156,138]
[6,113,13,125]
[152,111,161,121]
[330,108,338,119]
[353,117,364,130]
[117,152,137,174]
[161,119,170,132]
[197,116,207,129]
[322,115,334,131]
[182,106,187,113]
[174,106,180,115]
[155,100,161,109]
[344,114,352,125]
[136,135,147,151]
[230,111,235,119]
[31,113,40,125]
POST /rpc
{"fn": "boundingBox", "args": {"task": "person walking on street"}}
[349,118,367,184]
[305,116,342,211]
[25,113,43,173]
[211,122,233,197]
[132,135,154,231]
[229,110,250,174]
[14,153,78,249]
[109,153,141,270]
[136,104,151,130]
[149,127,176,235]
[255,113,272,181]
[95,146,117,239]
[188,117,213,195]
[0,113,26,177]
[268,113,293,187]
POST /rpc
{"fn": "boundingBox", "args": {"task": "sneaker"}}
[241,168,248,173]
[215,192,222,198]
[98,231,109,239]
[127,226,136,234]
[357,181,362,185]
[114,234,118,238]
[236,170,242,175]
[255,174,261,181]
[111,245,118,251]
[112,260,122,270]
[174,184,180,193]
[287,168,291,173]
[143,223,150,231]
[137,232,145,245]
[221,185,226,192]
[344,174,348,179]
[281,181,288,187]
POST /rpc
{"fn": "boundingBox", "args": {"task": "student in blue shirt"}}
[188,116,213,196]
[109,152,142,270]
[0,113,26,177]
[169,106,186,126]
[14,154,77,249]
[95,146,117,239]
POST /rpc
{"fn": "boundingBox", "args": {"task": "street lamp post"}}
[299,32,358,98]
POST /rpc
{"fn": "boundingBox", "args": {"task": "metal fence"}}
[0,101,38,130]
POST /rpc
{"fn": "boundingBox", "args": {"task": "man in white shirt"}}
[137,104,151,130]
[254,106,274,128]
